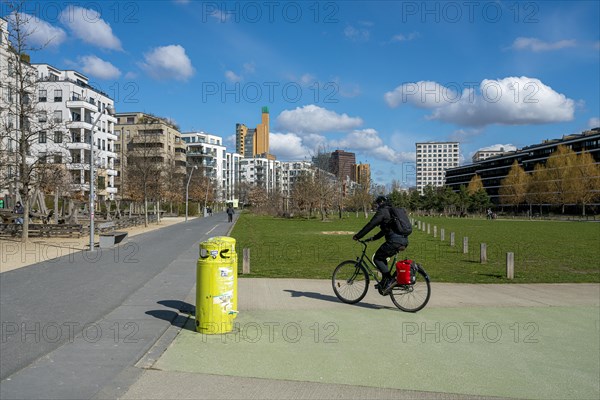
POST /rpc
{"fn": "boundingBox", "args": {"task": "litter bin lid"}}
[200,236,236,259]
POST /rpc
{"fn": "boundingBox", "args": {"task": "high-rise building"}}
[235,107,274,159]
[415,142,460,194]
[329,150,356,180]
[354,163,371,187]
[472,148,507,162]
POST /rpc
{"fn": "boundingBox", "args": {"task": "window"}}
[54,131,62,143]
[39,90,47,102]
[54,89,62,102]
[39,131,47,143]
[53,110,62,123]
[39,112,47,123]
[126,117,134,124]
[54,154,62,164]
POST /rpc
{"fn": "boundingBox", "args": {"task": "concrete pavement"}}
[1,213,598,399]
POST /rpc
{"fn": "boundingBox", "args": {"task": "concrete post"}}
[463,236,468,254]
[441,228,445,241]
[427,223,430,234]
[450,232,455,247]
[433,226,437,238]
[243,248,250,274]
[480,243,487,263]
[506,252,514,279]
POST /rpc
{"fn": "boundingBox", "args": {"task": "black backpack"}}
[388,206,412,236]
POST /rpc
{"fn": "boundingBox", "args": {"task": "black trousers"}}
[374,240,407,275]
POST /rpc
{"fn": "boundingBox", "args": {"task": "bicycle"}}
[332,239,431,312]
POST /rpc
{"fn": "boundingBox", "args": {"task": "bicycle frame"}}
[354,239,398,283]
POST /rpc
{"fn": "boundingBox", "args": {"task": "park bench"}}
[98,221,128,248]
[0,223,83,238]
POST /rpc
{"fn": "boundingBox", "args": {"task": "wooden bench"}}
[98,221,128,248]
[0,223,83,238]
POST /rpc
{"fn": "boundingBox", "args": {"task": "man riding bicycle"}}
[352,195,408,294]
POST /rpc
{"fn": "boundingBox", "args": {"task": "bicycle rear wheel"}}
[332,261,369,304]
[389,267,431,312]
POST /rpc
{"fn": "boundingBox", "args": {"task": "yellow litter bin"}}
[196,236,238,334]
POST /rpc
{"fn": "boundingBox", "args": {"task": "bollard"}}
[480,243,487,263]
[434,226,437,238]
[450,232,455,247]
[463,237,468,254]
[417,221,421,230]
[506,252,514,279]
[243,248,250,274]
[440,228,445,241]
[427,223,430,234]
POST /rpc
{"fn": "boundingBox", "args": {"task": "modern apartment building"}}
[415,141,460,194]
[280,161,313,198]
[114,112,187,199]
[472,148,507,163]
[445,129,600,205]
[181,131,241,202]
[354,163,371,187]
[240,157,281,193]
[33,64,119,201]
[0,17,14,200]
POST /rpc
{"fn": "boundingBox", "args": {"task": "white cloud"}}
[243,62,255,73]
[344,25,370,42]
[588,117,600,128]
[59,6,122,51]
[78,55,121,80]
[385,81,458,109]
[11,13,66,48]
[331,129,414,164]
[140,45,195,81]
[386,77,575,127]
[390,32,419,43]
[276,105,363,134]
[270,132,313,160]
[511,37,576,52]
[225,70,242,82]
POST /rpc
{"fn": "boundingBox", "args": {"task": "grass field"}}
[231,213,600,283]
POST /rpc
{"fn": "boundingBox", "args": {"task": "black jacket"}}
[355,205,406,242]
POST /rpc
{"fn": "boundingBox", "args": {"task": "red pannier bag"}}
[396,259,412,285]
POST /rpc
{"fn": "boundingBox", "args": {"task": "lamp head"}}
[106,105,116,116]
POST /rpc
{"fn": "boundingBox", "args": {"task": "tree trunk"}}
[54,191,59,224]
[144,198,148,227]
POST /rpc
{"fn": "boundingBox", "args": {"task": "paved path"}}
[0,213,236,399]
[1,214,598,400]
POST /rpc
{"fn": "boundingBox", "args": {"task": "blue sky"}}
[4,0,599,187]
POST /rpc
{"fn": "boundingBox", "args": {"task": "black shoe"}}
[382,278,397,295]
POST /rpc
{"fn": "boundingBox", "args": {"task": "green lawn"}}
[230,213,600,283]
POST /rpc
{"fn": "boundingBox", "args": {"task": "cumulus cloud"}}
[386,77,575,127]
[588,117,600,128]
[59,6,122,51]
[140,45,195,81]
[331,129,414,164]
[10,13,66,48]
[78,55,121,80]
[511,37,577,52]
[477,144,517,152]
[270,132,313,160]
[390,32,419,43]
[276,105,363,133]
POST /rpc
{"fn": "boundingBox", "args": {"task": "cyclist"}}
[352,195,408,294]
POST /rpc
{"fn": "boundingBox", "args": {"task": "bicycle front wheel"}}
[332,261,369,304]
[390,267,431,312]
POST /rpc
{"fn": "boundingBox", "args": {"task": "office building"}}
[329,150,356,180]
[235,107,275,159]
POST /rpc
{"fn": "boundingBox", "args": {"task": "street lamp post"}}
[185,165,198,222]
[89,105,115,251]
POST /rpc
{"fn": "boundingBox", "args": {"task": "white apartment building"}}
[415,141,460,194]
[240,157,281,194]
[182,131,241,202]
[280,161,313,197]
[472,148,506,163]
[33,64,118,201]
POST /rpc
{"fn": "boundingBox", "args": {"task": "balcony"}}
[67,142,91,151]
[106,169,118,176]
[106,187,118,194]
[66,99,98,112]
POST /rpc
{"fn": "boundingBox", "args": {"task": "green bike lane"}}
[124,280,600,400]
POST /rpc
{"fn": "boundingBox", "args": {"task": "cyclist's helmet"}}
[375,195,389,205]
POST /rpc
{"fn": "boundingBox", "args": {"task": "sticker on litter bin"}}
[219,267,230,277]
[210,250,219,259]
[213,290,233,306]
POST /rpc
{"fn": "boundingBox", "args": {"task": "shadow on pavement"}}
[283,289,394,310]
[146,300,196,332]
